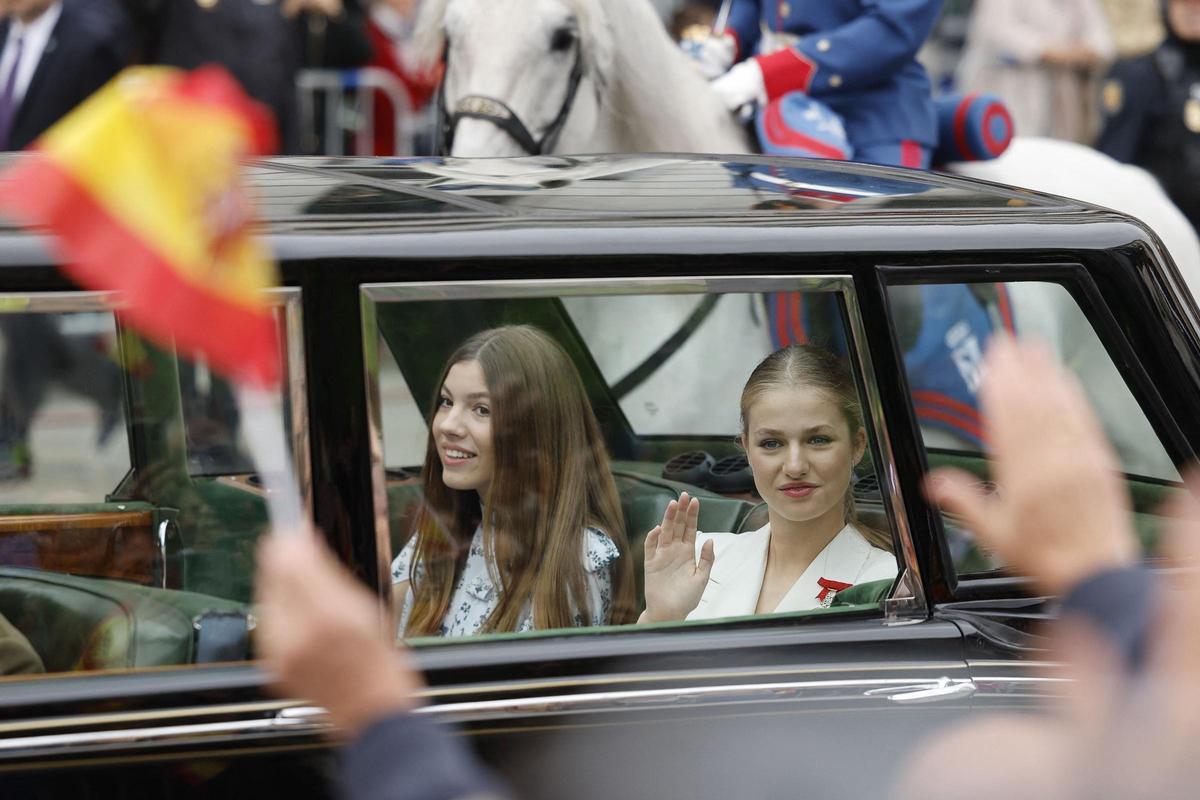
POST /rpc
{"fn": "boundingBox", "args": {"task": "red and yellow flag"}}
[0,66,281,386]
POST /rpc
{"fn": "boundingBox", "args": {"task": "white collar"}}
[691,523,876,619]
[7,2,62,45]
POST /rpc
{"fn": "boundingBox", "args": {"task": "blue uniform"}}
[726,0,942,167]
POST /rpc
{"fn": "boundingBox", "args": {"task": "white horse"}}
[416,0,750,157]
[416,0,1188,479]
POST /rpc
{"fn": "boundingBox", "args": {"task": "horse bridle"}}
[437,40,586,156]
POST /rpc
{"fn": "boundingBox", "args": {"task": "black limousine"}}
[0,154,1196,798]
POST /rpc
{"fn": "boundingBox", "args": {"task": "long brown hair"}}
[739,344,893,552]
[405,325,634,635]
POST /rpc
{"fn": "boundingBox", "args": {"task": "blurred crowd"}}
[13,0,1195,227]
[0,0,437,157]
[0,0,1180,153]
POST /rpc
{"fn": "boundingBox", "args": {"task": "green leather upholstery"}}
[384,466,757,610]
[0,567,245,672]
[831,578,894,607]
[612,468,756,608]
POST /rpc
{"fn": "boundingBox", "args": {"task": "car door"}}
[352,266,974,799]
[0,259,970,800]
[879,256,1200,709]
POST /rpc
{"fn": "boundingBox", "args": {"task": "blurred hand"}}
[925,336,1138,595]
[711,58,766,112]
[255,528,423,736]
[281,0,344,19]
[899,477,1200,800]
[679,32,736,80]
[641,492,714,623]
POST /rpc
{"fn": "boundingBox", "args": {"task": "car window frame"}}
[360,274,930,638]
[878,261,1200,602]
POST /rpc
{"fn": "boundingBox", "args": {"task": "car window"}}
[363,279,914,645]
[888,280,1183,578]
[0,291,306,677]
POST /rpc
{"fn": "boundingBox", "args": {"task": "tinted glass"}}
[0,293,304,677]
[365,284,900,644]
[889,280,1182,577]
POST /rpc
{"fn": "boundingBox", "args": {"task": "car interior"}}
[0,278,1184,672]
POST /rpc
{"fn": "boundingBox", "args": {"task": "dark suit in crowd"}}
[123,0,373,154]
[0,0,133,150]
[0,0,131,480]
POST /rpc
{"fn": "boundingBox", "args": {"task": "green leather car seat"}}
[0,567,246,672]
[611,466,756,609]
[830,577,894,607]
[384,466,756,612]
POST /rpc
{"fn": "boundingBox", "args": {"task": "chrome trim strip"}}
[0,291,118,314]
[840,285,926,622]
[416,676,957,721]
[359,275,921,612]
[0,677,964,754]
[965,660,1061,669]
[360,276,852,303]
[0,660,971,738]
[359,292,394,596]
[0,714,326,754]
[266,287,313,516]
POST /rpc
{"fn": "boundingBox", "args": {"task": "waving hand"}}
[640,492,716,623]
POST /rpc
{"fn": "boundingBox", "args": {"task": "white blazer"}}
[686,523,897,621]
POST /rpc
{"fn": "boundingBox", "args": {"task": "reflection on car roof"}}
[0,152,1092,238]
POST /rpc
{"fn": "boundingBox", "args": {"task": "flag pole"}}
[236,382,304,533]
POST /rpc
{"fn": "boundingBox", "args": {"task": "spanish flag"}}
[0,66,281,387]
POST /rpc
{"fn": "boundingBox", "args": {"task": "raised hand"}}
[256,528,424,735]
[679,33,736,80]
[925,336,1138,595]
[640,492,716,623]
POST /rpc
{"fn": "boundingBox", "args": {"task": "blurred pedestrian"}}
[125,0,373,154]
[360,0,439,155]
[0,0,132,151]
[0,0,131,481]
[1100,0,1166,57]
[1097,0,1200,234]
[957,0,1115,142]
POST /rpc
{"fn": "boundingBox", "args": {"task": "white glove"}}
[679,32,736,80]
[711,58,766,112]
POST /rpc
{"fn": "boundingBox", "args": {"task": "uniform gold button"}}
[817,39,831,52]
[780,2,791,15]
[829,74,843,88]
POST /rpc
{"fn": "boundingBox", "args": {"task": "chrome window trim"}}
[0,291,119,314]
[0,288,313,514]
[360,275,925,622]
[0,676,974,757]
[265,287,314,516]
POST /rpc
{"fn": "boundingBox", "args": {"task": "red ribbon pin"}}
[816,577,853,605]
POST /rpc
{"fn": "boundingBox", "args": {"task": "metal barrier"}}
[296,67,435,156]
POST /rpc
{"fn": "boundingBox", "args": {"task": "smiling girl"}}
[392,325,635,637]
[640,344,896,623]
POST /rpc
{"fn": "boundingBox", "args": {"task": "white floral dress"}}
[391,525,620,637]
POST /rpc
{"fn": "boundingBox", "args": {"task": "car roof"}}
[0,152,1155,267]
[249,153,1083,224]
